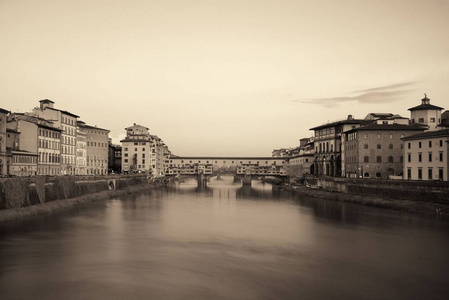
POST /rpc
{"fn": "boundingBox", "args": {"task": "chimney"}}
[347,114,353,120]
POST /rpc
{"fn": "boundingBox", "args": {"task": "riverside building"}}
[344,123,426,179]
[32,99,79,175]
[0,108,11,175]
[310,115,368,177]
[78,122,109,175]
[121,124,153,174]
[402,129,449,181]
[409,94,444,131]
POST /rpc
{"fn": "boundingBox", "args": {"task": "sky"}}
[1,0,448,156]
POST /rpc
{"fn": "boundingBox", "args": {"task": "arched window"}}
[364,156,369,163]
[376,156,382,163]
[388,156,394,163]
[389,144,393,149]
[364,144,368,149]
[364,172,370,178]
[376,172,381,178]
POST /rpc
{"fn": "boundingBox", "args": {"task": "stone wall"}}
[309,176,449,204]
[0,175,148,210]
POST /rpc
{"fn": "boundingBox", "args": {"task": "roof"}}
[120,139,152,143]
[46,107,79,118]
[346,123,427,133]
[78,123,109,132]
[37,123,62,131]
[169,157,288,160]
[309,119,367,130]
[10,150,38,156]
[402,129,449,141]
[408,103,444,111]
[39,99,55,104]
[0,108,10,114]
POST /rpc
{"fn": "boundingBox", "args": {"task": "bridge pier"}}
[197,173,208,188]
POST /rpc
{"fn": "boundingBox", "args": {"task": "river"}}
[1,176,448,299]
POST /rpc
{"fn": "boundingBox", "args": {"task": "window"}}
[376,172,381,178]
[124,148,128,151]
[400,156,403,163]
[440,152,443,161]
[439,168,444,180]
[429,141,432,148]
[377,144,381,149]
[428,168,433,180]
[418,168,422,179]
[388,156,394,163]
[364,156,369,163]
[389,144,393,149]
[124,153,128,157]
[364,134,367,139]
[376,156,382,163]
[428,153,432,162]
[430,118,435,123]
[419,118,424,123]
[364,172,370,178]
[408,142,411,149]
[377,134,381,139]
[440,140,443,147]
[419,142,422,148]
[407,168,411,179]
[124,159,128,163]
[418,153,422,162]
[364,144,368,149]
[389,134,393,139]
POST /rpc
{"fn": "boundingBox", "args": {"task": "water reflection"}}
[1,181,449,300]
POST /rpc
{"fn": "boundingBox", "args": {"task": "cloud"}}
[296,82,416,108]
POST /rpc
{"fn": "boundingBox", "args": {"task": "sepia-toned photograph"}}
[1,0,448,299]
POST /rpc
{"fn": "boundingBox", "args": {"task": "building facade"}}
[288,137,314,179]
[409,95,444,131]
[108,140,122,174]
[33,99,79,175]
[78,122,109,175]
[311,115,367,177]
[76,123,87,175]
[344,124,426,179]
[402,129,449,181]
[121,124,153,174]
[0,108,11,175]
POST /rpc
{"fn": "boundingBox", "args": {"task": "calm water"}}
[1,177,448,300]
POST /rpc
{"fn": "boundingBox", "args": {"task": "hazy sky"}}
[1,0,448,156]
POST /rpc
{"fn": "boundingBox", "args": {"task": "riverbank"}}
[277,184,449,215]
[0,183,163,223]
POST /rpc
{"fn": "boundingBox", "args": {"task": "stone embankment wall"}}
[0,175,148,210]
[305,176,449,204]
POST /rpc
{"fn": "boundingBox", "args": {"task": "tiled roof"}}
[0,108,10,114]
[408,104,444,111]
[346,123,427,133]
[78,123,109,132]
[402,129,449,140]
[310,119,368,130]
[46,107,79,118]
